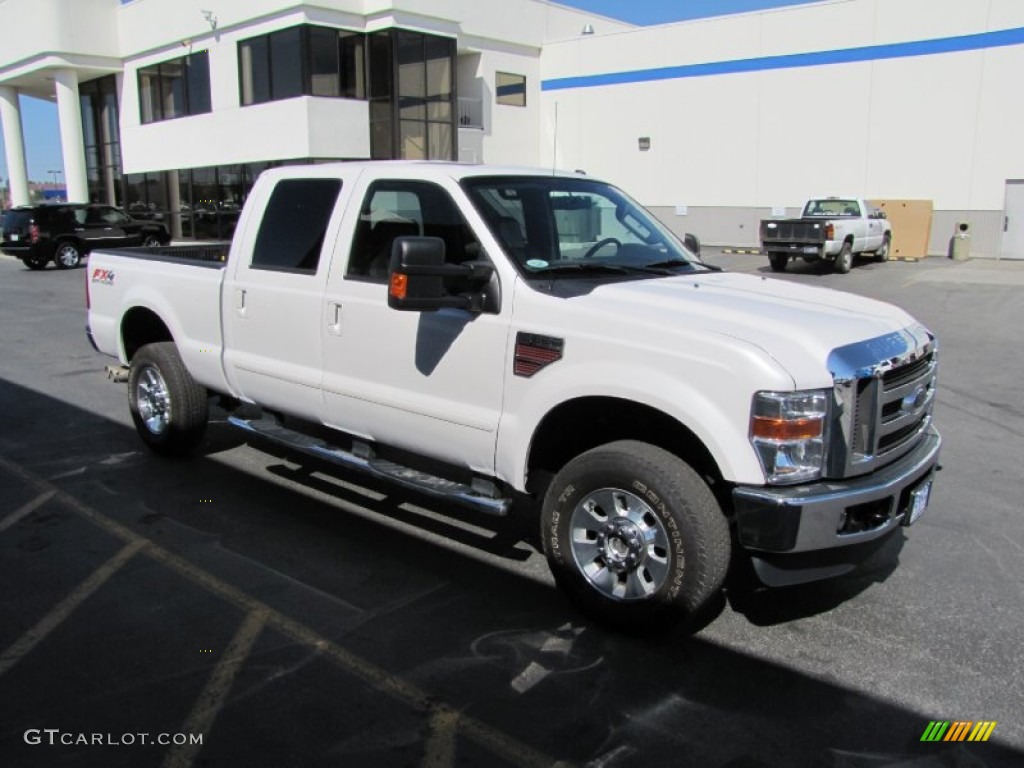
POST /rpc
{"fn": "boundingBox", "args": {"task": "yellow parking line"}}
[422,706,460,768]
[161,609,268,768]
[0,538,147,678]
[0,456,564,768]
[0,490,56,534]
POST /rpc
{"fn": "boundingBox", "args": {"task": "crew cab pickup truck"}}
[761,198,892,274]
[86,163,940,630]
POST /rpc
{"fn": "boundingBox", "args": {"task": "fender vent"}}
[514,332,564,378]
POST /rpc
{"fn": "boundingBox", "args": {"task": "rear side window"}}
[251,178,342,273]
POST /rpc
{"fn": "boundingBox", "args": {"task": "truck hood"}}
[567,271,916,386]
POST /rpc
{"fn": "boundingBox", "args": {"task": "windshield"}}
[461,176,698,278]
[803,199,861,217]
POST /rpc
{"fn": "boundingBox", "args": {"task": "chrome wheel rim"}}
[136,365,171,434]
[56,245,79,267]
[569,488,672,601]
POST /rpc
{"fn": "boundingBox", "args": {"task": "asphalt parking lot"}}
[0,248,1022,767]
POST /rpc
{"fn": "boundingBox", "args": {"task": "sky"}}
[0,0,818,188]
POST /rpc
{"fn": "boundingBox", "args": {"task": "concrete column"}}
[54,68,89,203]
[0,85,30,207]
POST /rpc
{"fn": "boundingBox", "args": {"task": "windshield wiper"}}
[529,262,654,276]
[643,258,723,272]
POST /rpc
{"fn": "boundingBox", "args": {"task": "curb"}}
[721,248,762,255]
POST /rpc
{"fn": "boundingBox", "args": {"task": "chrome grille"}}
[827,326,937,478]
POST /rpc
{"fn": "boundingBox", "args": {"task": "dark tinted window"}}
[186,52,212,113]
[270,28,303,100]
[138,52,211,122]
[240,37,271,104]
[251,178,342,273]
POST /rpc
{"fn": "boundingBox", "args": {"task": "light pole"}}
[48,169,63,186]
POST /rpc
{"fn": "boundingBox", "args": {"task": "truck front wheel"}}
[128,342,209,457]
[540,441,731,631]
[768,253,788,272]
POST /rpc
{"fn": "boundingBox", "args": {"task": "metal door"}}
[1001,181,1024,260]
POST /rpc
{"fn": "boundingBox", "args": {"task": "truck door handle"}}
[327,301,342,335]
[235,289,247,318]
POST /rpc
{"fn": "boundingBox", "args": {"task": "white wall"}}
[540,0,1024,214]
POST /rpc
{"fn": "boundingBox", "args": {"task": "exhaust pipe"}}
[105,364,130,383]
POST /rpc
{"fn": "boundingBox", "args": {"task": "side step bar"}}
[228,416,511,516]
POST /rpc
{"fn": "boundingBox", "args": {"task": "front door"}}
[321,176,509,475]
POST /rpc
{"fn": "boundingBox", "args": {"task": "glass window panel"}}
[340,32,365,99]
[400,120,426,160]
[186,51,211,114]
[371,119,393,159]
[80,94,97,148]
[428,122,452,161]
[240,38,270,105]
[309,27,339,97]
[270,28,303,100]
[191,167,219,240]
[368,31,392,99]
[426,56,451,120]
[252,178,342,272]
[496,71,526,107]
[101,89,120,143]
[160,60,186,119]
[138,65,161,122]
[397,32,425,120]
[125,174,147,217]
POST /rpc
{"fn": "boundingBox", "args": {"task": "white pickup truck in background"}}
[761,198,892,274]
[86,163,939,631]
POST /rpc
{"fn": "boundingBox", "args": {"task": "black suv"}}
[0,204,170,270]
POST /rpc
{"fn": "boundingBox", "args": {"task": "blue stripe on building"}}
[541,26,1024,91]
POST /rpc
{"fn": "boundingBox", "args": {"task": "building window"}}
[496,72,526,107]
[239,25,367,106]
[138,51,211,123]
[251,178,342,273]
[79,75,123,206]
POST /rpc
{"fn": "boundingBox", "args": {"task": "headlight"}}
[750,390,829,484]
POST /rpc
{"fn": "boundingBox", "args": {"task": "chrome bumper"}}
[732,427,941,555]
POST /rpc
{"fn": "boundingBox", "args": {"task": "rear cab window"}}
[251,178,343,274]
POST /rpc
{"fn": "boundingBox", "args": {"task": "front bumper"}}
[733,427,941,555]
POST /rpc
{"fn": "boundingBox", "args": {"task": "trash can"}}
[950,221,971,260]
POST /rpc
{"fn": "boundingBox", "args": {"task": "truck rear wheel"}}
[768,253,788,272]
[54,240,83,269]
[128,342,209,457]
[834,241,853,274]
[540,441,731,631]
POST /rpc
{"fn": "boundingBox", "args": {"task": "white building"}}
[2,0,1023,256]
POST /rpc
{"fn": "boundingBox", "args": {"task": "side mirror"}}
[387,236,496,313]
[683,232,701,256]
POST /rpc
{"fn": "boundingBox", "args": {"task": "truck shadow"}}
[2,376,1019,766]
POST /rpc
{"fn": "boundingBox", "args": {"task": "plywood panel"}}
[871,199,933,259]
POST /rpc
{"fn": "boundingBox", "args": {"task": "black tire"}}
[128,342,209,457]
[768,253,788,272]
[142,234,163,248]
[540,440,731,631]
[834,241,853,274]
[53,240,83,269]
[874,236,891,263]
[22,255,48,271]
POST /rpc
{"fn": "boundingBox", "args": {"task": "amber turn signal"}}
[750,416,823,441]
[389,272,408,300]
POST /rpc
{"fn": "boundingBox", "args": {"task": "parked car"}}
[0,203,171,270]
[86,162,939,630]
[760,197,892,274]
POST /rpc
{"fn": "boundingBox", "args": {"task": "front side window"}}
[138,51,211,124]
[251,178,342,273]
[463,176,700,280]
[346,180,480,281]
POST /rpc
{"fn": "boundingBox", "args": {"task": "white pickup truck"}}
[86,162,939,630]
[761,198,892,274]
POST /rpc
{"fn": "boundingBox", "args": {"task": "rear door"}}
[221,172,352,421]
[82,206,131,249]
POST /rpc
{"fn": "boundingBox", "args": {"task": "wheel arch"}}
[525,396,725,496]
[121,306,174,362]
